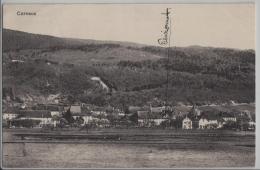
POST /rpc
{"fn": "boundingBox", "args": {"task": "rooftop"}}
[137,110,164,119]
[18,110,52,118]
[70,105,81,113]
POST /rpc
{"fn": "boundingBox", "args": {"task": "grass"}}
[2,128,255,168]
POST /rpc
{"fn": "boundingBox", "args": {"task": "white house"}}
[199,116,219,129]
[82,115,94,124]
[182,117,192,129]
[199,118,209,129]
[3,113,19,120]
[248,121,255,130]
[208,120,218,124]
[223,117,237,122]
[152,119,166,126]
[220,112,237,122]
[50,111,62,117]
[91,110,107,116]
[207,119,218,129]
[11,59,24,63]
[118,112,125,117]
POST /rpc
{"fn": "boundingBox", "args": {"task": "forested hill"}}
[2,29,144,52]
[2,29,255,107]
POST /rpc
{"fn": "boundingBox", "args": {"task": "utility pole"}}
[158,8,172,113]
[165,8,171,108]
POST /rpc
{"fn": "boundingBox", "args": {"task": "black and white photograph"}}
[1,3,256,168]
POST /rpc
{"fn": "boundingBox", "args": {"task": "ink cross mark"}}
[158,8,171,46]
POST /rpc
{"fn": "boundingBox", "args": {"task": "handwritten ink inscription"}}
[158,8,171,46]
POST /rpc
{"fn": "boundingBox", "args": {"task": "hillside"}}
[2,29,145,52]
[2,28,255,108]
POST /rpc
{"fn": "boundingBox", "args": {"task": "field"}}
[2,128,255,168]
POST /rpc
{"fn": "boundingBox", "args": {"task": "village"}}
[2,98,256,131]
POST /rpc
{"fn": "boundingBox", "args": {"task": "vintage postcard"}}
[1,3,255,169]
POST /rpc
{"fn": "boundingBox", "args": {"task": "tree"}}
[3,120,9,128]
[172,117,183,129]
[63,108,74,124]
[160,119,170,128]
[75,116,84,126]
[129,112,138,124]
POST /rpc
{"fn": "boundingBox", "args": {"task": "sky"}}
[3,3,255,49]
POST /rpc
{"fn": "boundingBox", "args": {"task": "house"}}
[150,106,165,113]
[137,110,149,127]
[217,118,225,129]
[98,118,110,127]
[118,112,125,117]
[72,113,85,120]
[3,112,19,120]
[34,104,62,117]
[2,106,20,120]
[35,104,63,111]
[149,106,167,125]
[70,105,81,114]
[182,116,192,129]
[71,108,109,126]
[186,106,201,129]
[12,59,24,63]
[149,112,166,126]
[91,110,107,116]
[174,106,191,117]
[199,114,219,129]
[72,114,98,126]
[207,119,218,129]
[83,115,109,127]
[82,115,94,124]
[90,106,107,116]
[51,111,62,117]
[190,105,201,117]
[18,110,53,127]
[248,121,255,130]
[129,106,142,111]
[223,116,237,122]
[152,118,166,126]
[199,118,208,129]
[137,110,166,127]
[220,112,237,122]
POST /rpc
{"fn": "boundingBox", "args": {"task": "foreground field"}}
[2,128,255,168]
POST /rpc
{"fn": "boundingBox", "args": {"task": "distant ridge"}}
[2,28,146,51]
